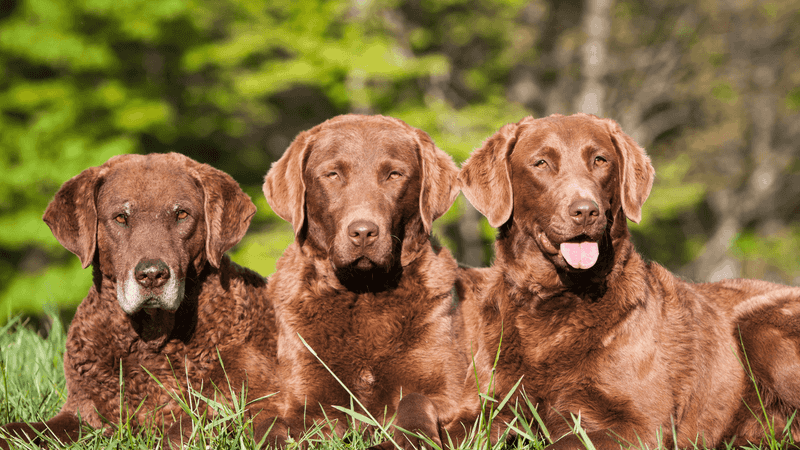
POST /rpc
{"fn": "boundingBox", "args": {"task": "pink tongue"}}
[560,242,599,269]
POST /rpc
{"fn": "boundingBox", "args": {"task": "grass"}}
[0,315,795,449]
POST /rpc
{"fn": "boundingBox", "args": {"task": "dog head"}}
[43,153,256,314]
[459,114,654,273]
[263,114,459,289]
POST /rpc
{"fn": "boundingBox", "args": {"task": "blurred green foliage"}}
[1,0,799,322]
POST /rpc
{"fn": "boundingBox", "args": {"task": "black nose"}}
[135,259,170,288]
[347,220,379,248]
[568,199,600,226]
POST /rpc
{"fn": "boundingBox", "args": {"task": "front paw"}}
[369,432,442,450]
[545,431,629,450]
[394,429,442,450]
[370,392,444,450]
[0,422,46,448]
[251,416,292,449]
[164,420,190,449]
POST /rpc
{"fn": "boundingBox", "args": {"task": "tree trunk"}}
[575,0,612,116]
[690,64,782,282]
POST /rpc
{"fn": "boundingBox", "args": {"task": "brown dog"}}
[263,114,467,449]
[0,153,283,448]
[457,114,800,449]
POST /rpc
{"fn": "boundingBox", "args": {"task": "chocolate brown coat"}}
[263,115,467,449]
[0,153,283,448]
[457,114,800,449]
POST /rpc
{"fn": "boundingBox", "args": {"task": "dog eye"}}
[388,171,403,180]
[533,159,548,168]
[325,172,339,180]
[114,214,128,225]
[594,156,608,166]
[176,210,188,220]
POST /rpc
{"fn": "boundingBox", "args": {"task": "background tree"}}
[1,0,798,324]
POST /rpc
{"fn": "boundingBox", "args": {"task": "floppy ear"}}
[604,119,655,223]
[186,155,257,268]
[43,166,104,269]
[414,128,460,235]
[457,122,518,228]
[263,129,315,237]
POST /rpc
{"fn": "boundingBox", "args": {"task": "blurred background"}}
[1,0,799,326]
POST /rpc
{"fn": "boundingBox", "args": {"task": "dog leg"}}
[740,311,800,407]
[251,414,291,449]
[736,307,800,445]
[546,429,649,450]
[369,392,442,450]
[0,411,83,449]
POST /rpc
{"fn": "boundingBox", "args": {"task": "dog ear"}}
[458,122,517,228]
[186,155,257,268]
[604,119,655,223]
[415,128,460,235]
[43,166,104,269]
[263,129,315,237]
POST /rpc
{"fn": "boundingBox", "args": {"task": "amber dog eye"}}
[114,214,127,225]
[326,172,339,180]
[595,156,607,166]
[176,210,188,220]
[534,159,548,168]
[388,171,402,180]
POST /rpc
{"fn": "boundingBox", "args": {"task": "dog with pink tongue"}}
[560,241,600,270]
[453,114,655,447]
[453,114,800,450]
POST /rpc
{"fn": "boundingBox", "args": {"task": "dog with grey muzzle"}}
[0,153,286,449]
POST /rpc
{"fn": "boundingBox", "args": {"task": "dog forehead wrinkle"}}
[99,169,200,215]
[519,120,611,158]
[312,124,417,165]
[514,132,565,166]
[311,127,365,157]
[110,162,196,188]
[379,153,416,172]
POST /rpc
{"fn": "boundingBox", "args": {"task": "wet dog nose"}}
[347,220,379,247]
[569,199,600,226]
[135,259,170,288]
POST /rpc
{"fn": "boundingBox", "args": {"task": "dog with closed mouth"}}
[0,153,284,449]
[263,114,468,449]
[457,113,800,449]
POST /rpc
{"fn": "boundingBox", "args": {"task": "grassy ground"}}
[0,314,537,450]
[0,315,794,449]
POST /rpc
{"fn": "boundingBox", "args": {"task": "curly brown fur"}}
[457,114,800,449]
[0,153,284,449]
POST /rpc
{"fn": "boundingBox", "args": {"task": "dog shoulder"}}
[65,284,132,361]
[413,244,459,300]
[455,266,491,300]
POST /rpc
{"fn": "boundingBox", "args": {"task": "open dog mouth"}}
[559,236,600,270]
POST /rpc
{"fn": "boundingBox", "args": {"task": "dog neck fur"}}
[277,240,456,300]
